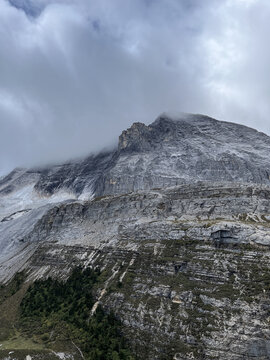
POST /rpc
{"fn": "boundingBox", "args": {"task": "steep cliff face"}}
[1,114,270,359]
[103,114,270,195]
[1,183,270,359]
[1,113,270,220]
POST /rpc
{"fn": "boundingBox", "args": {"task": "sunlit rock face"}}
[1,113,270,359]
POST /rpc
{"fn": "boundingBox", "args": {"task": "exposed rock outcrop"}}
[1,113,270,359]
[1,113,270,222]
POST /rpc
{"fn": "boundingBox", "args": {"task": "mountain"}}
[1,113,270,210]
[1,113,270,359]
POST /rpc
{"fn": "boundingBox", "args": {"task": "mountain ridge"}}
[1,112,270,204]
[1,113,270,359]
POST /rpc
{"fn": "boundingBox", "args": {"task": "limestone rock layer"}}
[1,113,270,359]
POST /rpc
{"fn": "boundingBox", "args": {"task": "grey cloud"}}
[0,0,270,175]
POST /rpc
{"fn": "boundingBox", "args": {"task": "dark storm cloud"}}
[0,0,270,175]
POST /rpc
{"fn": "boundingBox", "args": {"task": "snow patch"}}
[0,184,77,221]
[78,191,94,201]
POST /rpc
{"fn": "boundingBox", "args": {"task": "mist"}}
[1,0,270,175]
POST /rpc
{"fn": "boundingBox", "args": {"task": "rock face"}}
[1,113,270,217]
[1,113,270,359]
[3,183,270,359]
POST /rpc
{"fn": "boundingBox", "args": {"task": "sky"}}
[1,0,270,175]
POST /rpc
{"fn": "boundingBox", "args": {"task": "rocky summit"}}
[1,113,270,359]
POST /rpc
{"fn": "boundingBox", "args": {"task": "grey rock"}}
[2,113,270,359]
[1,113,270,222]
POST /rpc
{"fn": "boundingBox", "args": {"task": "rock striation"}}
[1,113,270,359]
[1,112,270,217]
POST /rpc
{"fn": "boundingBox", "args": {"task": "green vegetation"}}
[0,271,25,305]
[19,267,134,360]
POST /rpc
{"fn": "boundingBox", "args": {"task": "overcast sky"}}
[1,0,270,175]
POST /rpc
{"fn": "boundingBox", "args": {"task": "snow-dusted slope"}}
[0,151,114,221]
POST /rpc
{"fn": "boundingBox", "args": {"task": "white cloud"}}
[0,0,270,175]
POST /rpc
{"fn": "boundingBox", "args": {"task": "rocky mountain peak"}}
[118,113,196,153]
[118,121,152,152]
[1,112,270,220]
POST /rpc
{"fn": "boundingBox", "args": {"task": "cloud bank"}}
[1,0,270,174]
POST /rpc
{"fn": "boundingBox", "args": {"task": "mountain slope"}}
[1,112,270,221]
[1,113,270,359]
